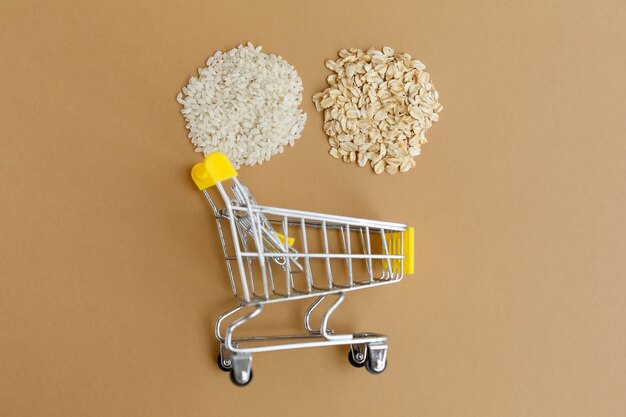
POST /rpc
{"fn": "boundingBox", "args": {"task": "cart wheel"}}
[229,368,253,387]
[348,350,366,368]
[365,359,387,375]
[217,353,232,372]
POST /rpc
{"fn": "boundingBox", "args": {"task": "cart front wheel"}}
[365,358,387,375]
[348,350,366,368]
[217,353,232,372]
[230,368,253,387]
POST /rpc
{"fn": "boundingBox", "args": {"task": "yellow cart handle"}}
[191,152,238,190]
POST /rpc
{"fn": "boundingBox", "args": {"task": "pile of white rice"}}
[177,43,307,168]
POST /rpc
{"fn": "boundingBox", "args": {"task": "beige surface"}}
[1,1,625,416]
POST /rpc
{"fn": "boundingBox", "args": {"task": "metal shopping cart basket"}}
[191,152,414,386]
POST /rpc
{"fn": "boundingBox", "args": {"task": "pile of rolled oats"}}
[312,47,443,174]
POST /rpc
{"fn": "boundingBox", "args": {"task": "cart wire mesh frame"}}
[191,152,414,386]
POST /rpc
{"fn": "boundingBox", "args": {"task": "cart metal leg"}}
[304,295,326,334]
[319,293,351,341]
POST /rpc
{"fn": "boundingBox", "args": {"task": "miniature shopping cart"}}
[191,153,414,386]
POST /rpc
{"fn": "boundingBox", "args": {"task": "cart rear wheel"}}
[365,359,387,375]
[229,368,253,387]
[348,350,366,368]
[217,353,232,372]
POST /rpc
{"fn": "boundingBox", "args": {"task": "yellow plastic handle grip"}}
[386,226,414,275]
[191,152,238,190]
[403,226,414,275]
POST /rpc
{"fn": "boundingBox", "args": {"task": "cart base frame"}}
[215,292,390,386]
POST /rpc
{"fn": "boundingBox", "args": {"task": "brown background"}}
[1,0,625,416]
